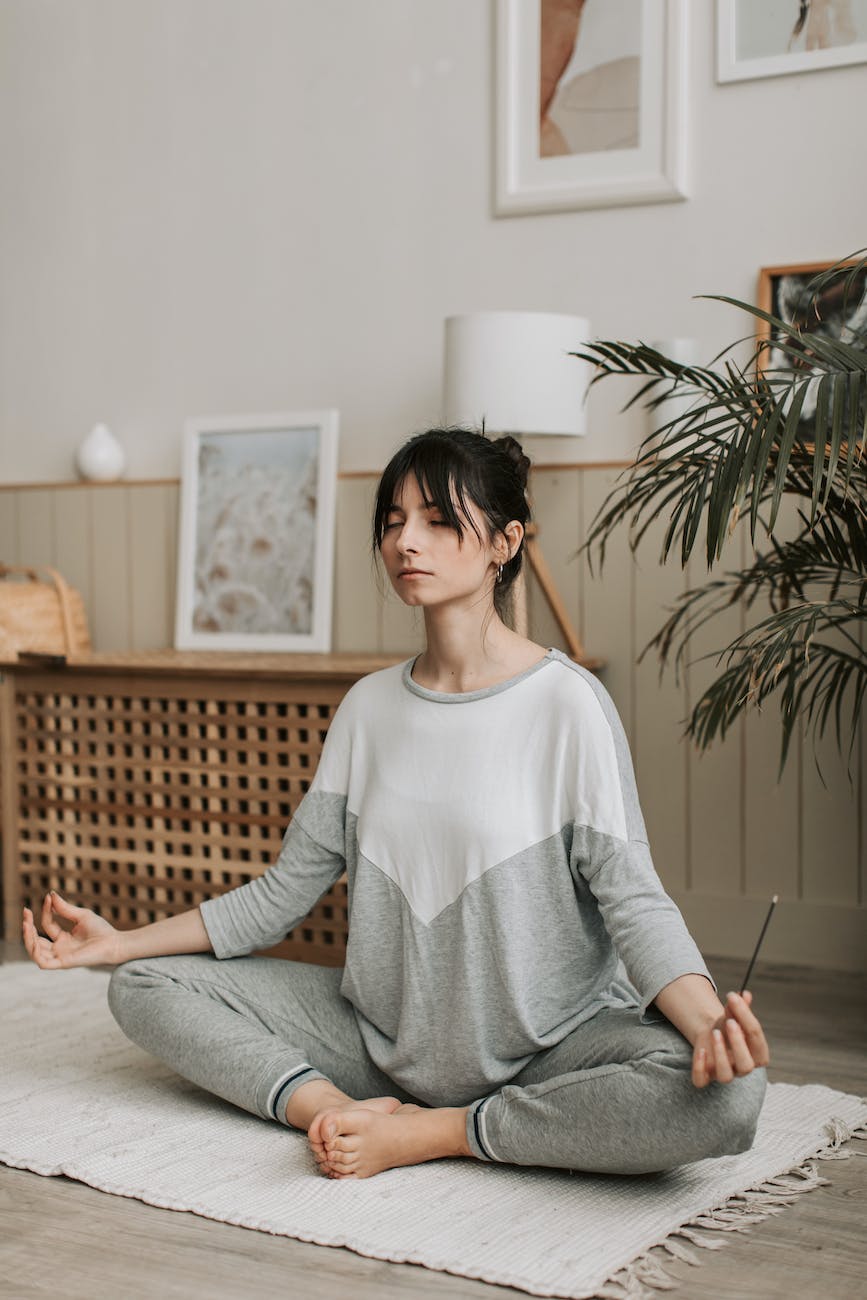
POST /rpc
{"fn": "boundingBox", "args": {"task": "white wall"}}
[1,0,865,482]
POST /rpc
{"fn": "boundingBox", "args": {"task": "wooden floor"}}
[1,941,864,1300]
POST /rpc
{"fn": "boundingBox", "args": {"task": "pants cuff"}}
[466,1094,501,1161]
[264,1064,328,1128]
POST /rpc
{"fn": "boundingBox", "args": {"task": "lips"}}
[399,569,431,576]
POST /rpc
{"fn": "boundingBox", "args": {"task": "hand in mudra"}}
[692,990,770,1088]
[22,891,121,969]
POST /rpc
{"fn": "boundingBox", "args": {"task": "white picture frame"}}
[495,0,688,216]
[717,0,867,83]
[175,409,339,653]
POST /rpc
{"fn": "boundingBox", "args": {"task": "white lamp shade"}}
[443,311,591,436]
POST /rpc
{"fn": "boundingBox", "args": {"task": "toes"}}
[326,1134,360,1154]
[318,1109,343,1141]
[328,1149,359,1168]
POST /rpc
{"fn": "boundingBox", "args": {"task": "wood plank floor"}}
[1,941,864,1300]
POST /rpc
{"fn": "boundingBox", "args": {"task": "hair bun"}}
[493,435,531,491]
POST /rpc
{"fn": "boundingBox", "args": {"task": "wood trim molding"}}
[0,462,637,492]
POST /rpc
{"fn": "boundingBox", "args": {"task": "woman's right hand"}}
[22,890,124,969]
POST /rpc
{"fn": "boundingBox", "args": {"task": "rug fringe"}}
[593,1110,866,1300]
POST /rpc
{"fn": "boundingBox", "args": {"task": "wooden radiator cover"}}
[0,652,403,966]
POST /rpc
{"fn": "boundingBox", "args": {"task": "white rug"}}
[1,964,864,1300]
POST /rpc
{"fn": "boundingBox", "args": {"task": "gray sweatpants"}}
[107,954,766,1174]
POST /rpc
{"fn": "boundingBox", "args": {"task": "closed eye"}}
[384,518,449,528]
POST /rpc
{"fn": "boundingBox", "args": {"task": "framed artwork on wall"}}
[718,0,867,82]
[756,259,867,432]
[175,409,339,652]
[495,0,688,216]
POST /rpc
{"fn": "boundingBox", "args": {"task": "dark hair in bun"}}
[492,434,531,492]
[372,426,532,624]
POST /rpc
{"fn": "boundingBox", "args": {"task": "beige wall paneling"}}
[333,478,380,654]
[14,489,53,569]
[89,486,131,651]
[670,891,865,971]
[862,522,867,918]
[580,468,634,740]
[632,502,690,897]
[164,483,179,645]
[800,557,860,909]
[524,467,582,656]
[128,485,172,651]
[685,519,744,900]
[0,494,19,563]
[52,488,92,619]
[743,497,802,907]
[801,727,859,908]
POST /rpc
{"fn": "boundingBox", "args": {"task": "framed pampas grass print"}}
[175,410,339,652]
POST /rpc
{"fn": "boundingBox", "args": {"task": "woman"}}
[22,428,770,1182]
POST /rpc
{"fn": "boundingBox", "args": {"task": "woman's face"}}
[379,473,502,610]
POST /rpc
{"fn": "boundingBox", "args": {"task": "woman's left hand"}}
[692,989,770,1088]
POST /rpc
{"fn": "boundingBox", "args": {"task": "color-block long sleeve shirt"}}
[199,648,714,1106]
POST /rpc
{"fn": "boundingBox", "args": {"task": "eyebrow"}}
[386,499,439,512]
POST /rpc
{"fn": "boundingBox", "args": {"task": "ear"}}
[499,520,524,562]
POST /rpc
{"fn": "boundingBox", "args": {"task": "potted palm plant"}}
[575,254,867,782]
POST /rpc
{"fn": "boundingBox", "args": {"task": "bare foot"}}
[308,1097,403,1174]
[319,1104,470,1180]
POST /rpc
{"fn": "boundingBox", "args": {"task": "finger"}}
[22,907,65,970]
[692,1045,710,1088]
[723,1017,756,1075]
[725,992,770,1066]
[22,908,45,964]
[29,931,61,969]
[711,1027,734,1083]
[40,892,62,940]
[22,907,37,959]
[49,890,82,918]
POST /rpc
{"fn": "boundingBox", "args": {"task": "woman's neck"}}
[413,614,548,694]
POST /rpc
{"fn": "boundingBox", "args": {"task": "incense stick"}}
[740,895,778,994]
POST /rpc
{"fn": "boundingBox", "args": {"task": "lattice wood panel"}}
[0,662,388,966]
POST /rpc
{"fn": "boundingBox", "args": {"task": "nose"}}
[394,520,421,555]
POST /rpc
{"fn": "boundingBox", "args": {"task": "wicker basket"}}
[0,564,91,661]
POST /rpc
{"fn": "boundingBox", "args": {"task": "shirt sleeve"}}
[567,672,716,1020]
[198,693,352,960]
[199,807,346,959]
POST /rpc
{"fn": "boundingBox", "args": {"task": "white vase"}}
[75,424,126,481]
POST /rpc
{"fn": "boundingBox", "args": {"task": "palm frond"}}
[574,253,867,772]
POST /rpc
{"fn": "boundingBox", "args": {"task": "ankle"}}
[285,1080,352,1130]
[416,1106,472,1159]
[448,1106,473,1159]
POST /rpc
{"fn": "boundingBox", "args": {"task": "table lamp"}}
[442,310,592,662]
[646,338,701,452]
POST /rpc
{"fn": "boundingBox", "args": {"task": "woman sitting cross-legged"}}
[22,427,770,1181]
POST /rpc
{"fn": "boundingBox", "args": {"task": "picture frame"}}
[495,0,688,216]
[175,409,339,652]
[718,0,867,83]
[756,260,867,429]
